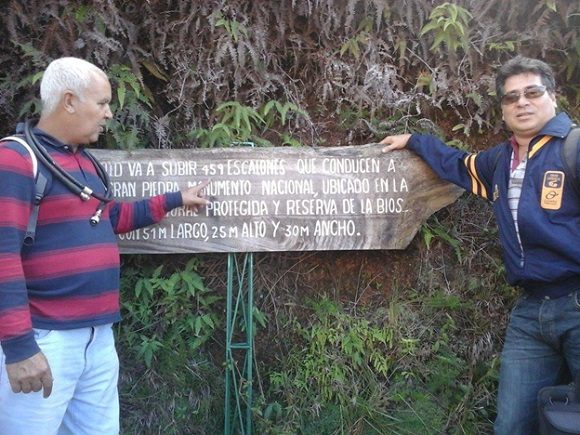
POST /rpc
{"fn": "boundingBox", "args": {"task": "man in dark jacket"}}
[380,56,580,434]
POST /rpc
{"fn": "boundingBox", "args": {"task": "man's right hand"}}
[380,134,412,153]
[6,351,53,398]
[181,179,211,214]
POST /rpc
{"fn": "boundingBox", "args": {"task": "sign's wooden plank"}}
[92,144,463,253]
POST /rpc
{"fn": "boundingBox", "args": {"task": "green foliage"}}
[260,298,394,432]
[260,100,307,129]
[254,197,506,433]
[544,0,557,12]
[425,291,464,311]
[2,0,579,145]
[213,12,249,42]
[192,101,263,147]
[279,132,303,147]
[446,137,470,151]
[104,64,152,150]
[64,3,93,24]
[421,217,462,262]
[117,256,224,433]
[564,35,580,82]
[340,17,373,60]
[452,121,479,137]
[119,257,221,369]
[119,350,224,434]
[192,100,307,147]
[5,42,47,118]
[415,71,437,95]
[109,64,150,111]
[486,40,518,53]
[383,301,498,435]
[420,3,473,54]
[256,282,499,434]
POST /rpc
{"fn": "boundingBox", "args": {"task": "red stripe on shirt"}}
[0,147,34,175]
[77,154,98,173]
[0,199,30,229]
[150,195,167,221]
[0,253,24,282]
[0,308,32,340]
[29,291,119,320]
[23,244,120,279]
[50,153,99,177]
[38,195,100,224]
[112,202,135,233]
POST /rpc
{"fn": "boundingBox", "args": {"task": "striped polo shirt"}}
[0,128,183,363]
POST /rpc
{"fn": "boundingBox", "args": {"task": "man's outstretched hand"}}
[380,134,412,153]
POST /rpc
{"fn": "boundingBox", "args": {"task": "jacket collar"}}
[529,112,573,159]
[536,112,573,139]
[506,112,573,166]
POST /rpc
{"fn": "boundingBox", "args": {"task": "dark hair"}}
[495,55,556,100]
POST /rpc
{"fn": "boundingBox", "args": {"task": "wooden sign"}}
[92,144,463,253]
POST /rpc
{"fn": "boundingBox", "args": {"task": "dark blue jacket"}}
[407,112,580,297]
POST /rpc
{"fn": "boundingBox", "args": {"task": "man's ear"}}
[62,91,76,114]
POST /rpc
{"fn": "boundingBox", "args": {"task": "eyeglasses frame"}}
[500,84,549,106]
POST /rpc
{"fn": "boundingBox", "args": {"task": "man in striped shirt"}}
[0,57,209,434]
[380,56,580,434]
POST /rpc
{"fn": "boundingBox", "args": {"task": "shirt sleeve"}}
[407,134,500,201]
[109,191,183,234]
[0,142,41,363]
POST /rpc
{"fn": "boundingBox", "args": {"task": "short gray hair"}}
[40,57,108,115]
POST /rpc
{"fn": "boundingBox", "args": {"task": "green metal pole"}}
[224,254,233,435]
[224,252,254,434]
[245,255,254,435]
[224,141,255,435]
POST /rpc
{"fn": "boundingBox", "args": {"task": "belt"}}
[522,275,580,299]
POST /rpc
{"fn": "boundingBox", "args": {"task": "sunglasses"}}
[500,85,548,105]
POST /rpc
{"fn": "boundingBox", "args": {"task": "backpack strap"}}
[561,127,580,198]
[1,136,49,245]
[3,136,38,176]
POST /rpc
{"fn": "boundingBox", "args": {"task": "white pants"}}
[0,324,119,435]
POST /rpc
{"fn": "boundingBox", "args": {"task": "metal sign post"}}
[224,252,254,434]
